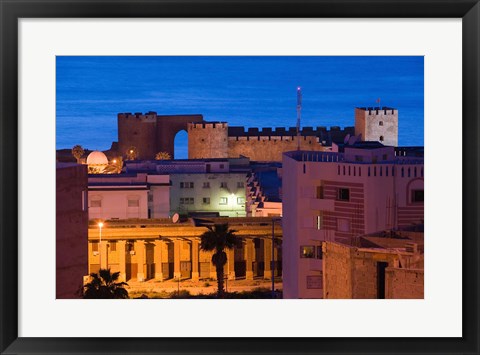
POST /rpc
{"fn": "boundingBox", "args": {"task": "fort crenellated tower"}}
[355,107,398,146]
[188,122,229,159]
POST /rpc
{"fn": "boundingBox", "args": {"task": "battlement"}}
[227,125,353,137]
[188,122,228,129]
[356,107,397,115]
[118,112,158,122]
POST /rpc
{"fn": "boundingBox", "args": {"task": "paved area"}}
[125,277,282,297]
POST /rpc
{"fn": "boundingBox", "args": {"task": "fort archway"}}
[174,130,188,160]
[117,113,203,160]
[156,115,204,159]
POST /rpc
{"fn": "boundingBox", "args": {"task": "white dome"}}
[86,151,108,165]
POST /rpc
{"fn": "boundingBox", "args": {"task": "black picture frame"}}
[1,1,478,354]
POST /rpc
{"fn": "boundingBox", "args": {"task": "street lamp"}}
[98,222,104,269]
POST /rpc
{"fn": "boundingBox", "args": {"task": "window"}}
[92,242,99,252]
[316,246,323,259]
[203,182,210,188]
[316,186,324,199]
[237,197,245,204]
[90,199,101,208]
[219,164,225,169]
[202,197,210,205]
[337,188,350,201]
[237,182,245,188]
[128,199,139,207]
[411,190,424,203]
[219,197,228,205]
[148,194,153,202]
[180,197,194,205]
[109,241,117,252]
[220,182,228,188]
[383,154,388,160]
[126,243,134,252]
[180,182,194,188]
[300,246,315,258]
[379,136,384,142]
[379,121,384,126]
[337,218,351,232]
[355,155,363,162]
[316,215,323,230]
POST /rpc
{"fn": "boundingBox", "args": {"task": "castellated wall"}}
[355,107,398,147]
[226,126,355,162]
[228,135,327,161]
[118,112,158,160]
[188,122,229,159]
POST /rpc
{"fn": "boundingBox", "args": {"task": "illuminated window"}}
[219,197,228,205]
[237,197,245,204]
[316,215,323,230]
[300,246,315,258]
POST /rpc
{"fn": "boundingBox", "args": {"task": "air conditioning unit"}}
[93,251,99,256]
[130,251,136,255]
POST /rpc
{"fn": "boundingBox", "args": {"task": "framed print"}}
[1,0,479,354]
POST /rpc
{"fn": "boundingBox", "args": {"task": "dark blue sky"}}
[56,56,424,158]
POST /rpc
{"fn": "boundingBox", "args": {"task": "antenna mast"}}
[296,86,302,150]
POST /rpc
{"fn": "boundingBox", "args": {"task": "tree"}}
[103,156,123,174]
[82,269,129,299]
[199,224,239,298]
[155,151,172,160]
[126,146,138,160]
[71,144,84,164]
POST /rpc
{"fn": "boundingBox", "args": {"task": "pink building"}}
[282,142,424,298]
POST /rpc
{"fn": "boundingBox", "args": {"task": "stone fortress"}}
[115,107,398,161]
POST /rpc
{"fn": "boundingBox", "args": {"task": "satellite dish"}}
[172,213,180,223]
[343,134,351,144]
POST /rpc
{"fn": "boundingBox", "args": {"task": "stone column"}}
[245,239,254,280]
[154,240,164,281]
[191,239,199,281]
[135,240,146,282]
[264,239,273,280]
[227,247,235,280]
[117,240,127,282]
[100,240,108,270]
[173,239,182,279]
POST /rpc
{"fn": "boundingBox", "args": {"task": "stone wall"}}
[323,242,353,298]
[385,267,424,299]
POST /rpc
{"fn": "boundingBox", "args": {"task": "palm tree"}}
[126,146,138,160]
[83,269,129,299]
[155,151,172,160]
[71,144,84,164]
[199,224,239,298]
